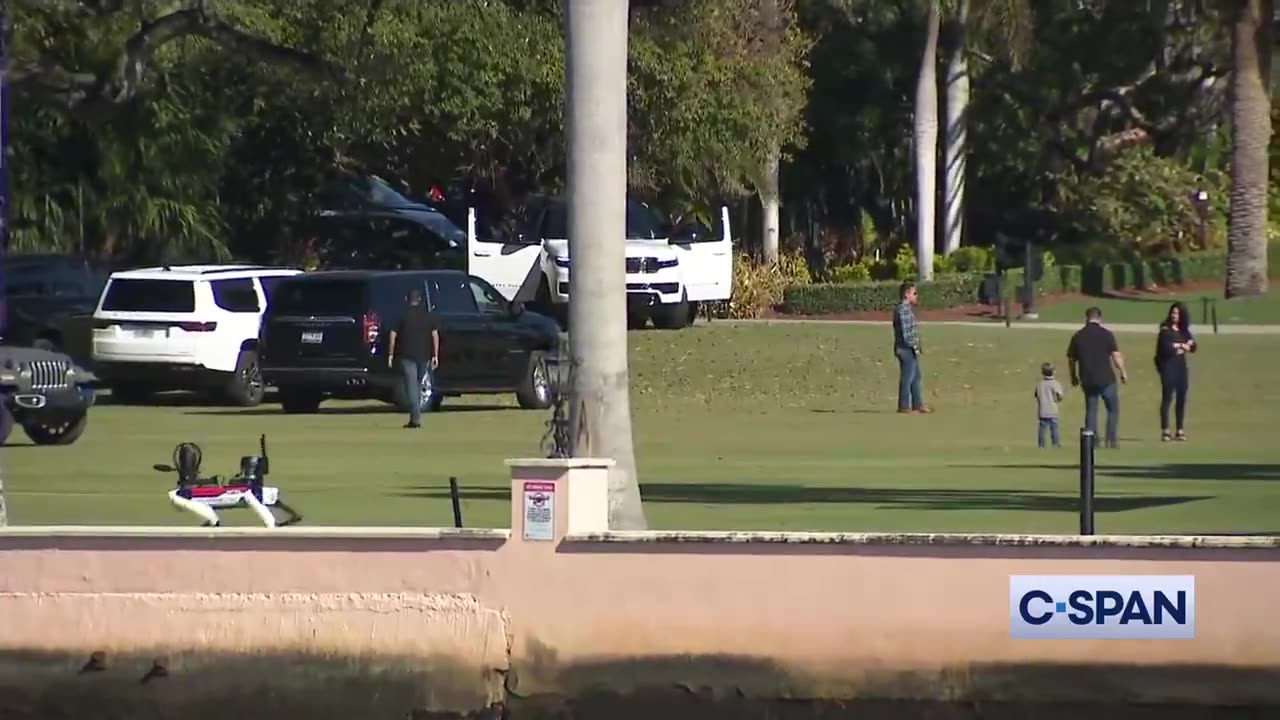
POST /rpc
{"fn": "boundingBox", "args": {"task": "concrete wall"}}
[2,459,1279,718]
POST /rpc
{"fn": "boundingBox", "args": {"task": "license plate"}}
[301,331,324,344]
[126,326,159,338]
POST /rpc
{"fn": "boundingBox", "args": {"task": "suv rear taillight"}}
[362,312,381,347]
[176,321,218,332]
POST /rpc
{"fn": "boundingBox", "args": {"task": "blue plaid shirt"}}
[893,302,920,351]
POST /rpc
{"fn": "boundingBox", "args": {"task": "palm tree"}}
[564,0,647,530]
[914,0,941,280]
[1224,0,1273,298]
[940,0,1032,257]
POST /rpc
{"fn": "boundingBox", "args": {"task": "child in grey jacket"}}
[1035,362,1065,448]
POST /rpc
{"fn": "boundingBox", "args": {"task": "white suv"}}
[91,265,302,406]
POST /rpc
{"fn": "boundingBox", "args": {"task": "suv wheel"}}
[652,293,691,330]
[225,349,266,407]
[516,351,553,410]
[23,411,89,446]
[0,402,14,446]
[279,389,323,414]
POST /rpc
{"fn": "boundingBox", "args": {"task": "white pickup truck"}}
[466,197,733,329]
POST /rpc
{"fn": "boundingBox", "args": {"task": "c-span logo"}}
[1009,575,1195,639]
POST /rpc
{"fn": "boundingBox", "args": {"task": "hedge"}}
[781,248,1272,315]
[783,273,983,315]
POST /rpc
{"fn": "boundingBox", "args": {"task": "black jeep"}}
[0,345,101,446]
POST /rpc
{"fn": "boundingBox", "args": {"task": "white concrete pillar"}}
[506,458,614,542]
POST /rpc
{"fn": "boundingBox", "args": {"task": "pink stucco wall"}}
[2,460,1279,713]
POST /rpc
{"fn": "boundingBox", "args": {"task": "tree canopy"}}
[4,0,1268,267]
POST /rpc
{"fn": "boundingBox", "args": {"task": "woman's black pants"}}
[1159,364,1189,432]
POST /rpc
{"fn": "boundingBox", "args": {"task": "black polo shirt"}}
[1067,322,1119,388]
[395,305,440,363]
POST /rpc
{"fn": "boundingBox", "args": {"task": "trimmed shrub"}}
[783,273,983,315]
[949,246,994,274]
[828,261,872,283]
[726,250,812,318]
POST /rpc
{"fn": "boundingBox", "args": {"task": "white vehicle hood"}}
[543,238,677,261]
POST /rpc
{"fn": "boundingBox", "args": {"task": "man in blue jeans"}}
[1066,306,1128,448]
[387,287,440,429]
[892,281,931,414]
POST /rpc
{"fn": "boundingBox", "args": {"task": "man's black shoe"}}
[404,422,421,429]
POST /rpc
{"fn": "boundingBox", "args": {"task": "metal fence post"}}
[1079,428,1096,535]
[448,477,464,529]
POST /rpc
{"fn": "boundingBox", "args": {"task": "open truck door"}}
[673,205,733,303]
[465,206,544,303]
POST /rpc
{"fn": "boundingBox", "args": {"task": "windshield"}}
[270,278,368,316]
[360,176,414,207]
[411,212,465,247]
[541,199,670,239]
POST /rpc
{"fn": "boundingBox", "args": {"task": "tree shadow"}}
[185,403,513,417]
[394,483,1207,513]
[951,462,1280,483]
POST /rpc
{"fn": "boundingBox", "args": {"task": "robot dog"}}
[155,434,302,528]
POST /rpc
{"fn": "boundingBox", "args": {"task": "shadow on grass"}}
[952,462,1280,482]
[185,403,511,417]
[396,483,1208,513]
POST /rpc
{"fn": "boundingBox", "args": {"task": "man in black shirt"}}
[1066,306,1128,448]
[388,287,440,428]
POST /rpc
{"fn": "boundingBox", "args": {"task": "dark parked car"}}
[0,345,101,446]
[258,270,560,414]
[1,254,111,364]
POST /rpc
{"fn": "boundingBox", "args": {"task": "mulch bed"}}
[758,281,1225,323]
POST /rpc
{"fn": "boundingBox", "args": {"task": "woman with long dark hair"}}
[1154,301,1197,441]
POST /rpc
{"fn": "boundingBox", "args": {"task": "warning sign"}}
[522,481,556,541]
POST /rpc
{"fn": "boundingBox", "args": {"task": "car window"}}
[469,278,508,315]
[271,278,368,316]
[429,276,478,314]
[101,279,196,313]
[259,276,287,307]
[211,278,261,313]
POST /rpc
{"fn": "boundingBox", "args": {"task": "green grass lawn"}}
[5,323,1279,534]
[1031,286,1280,325]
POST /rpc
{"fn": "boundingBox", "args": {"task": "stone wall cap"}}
[565,530,1280,550]
[505,457,617,469]
[0,526,511,541]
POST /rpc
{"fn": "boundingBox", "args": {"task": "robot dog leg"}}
[168,488,222,526]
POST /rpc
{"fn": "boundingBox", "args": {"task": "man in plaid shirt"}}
[893,281,931,413]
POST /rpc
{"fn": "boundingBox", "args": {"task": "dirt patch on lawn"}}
[761,281,1227,322]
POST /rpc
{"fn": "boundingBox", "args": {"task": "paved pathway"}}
[716,318,1280,335]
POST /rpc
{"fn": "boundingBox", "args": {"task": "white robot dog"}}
[155,435,302,528]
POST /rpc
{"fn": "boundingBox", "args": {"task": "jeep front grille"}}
[28,361,72,390]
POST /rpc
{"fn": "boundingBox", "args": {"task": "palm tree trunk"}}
[941,0,969,257]
[1,1,10,527]
[914,0,941,281]
[761,144,781,265]
[564,0,647,530]
[1225,0,1273,298]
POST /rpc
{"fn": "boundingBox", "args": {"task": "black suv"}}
[259,270,561,414]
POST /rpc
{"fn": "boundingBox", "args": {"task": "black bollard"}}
[449,477,464,529]
[1079,429,1096,535]
[1211,300,1219,335]
[1201,296,1210,325]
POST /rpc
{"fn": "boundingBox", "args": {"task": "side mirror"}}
[510,301,526,317]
